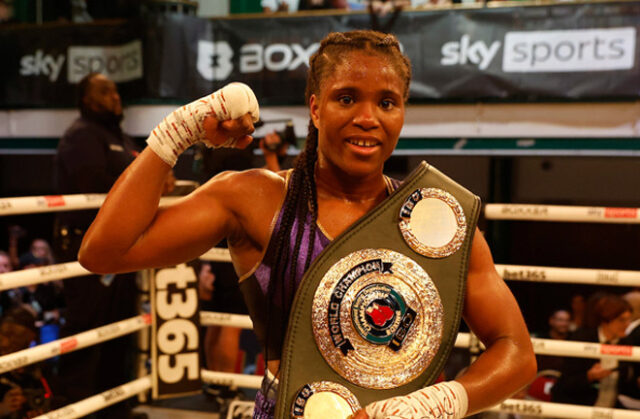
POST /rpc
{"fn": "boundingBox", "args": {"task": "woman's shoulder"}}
[197,168,289,208]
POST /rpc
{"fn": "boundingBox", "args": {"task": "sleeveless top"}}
[238,170,400,360]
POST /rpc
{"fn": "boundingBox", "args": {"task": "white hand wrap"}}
[365,381,468,419]
[146,82,259,167]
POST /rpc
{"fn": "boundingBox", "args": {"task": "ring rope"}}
[0,194,180,216]
[3,193,638,225]
[200,248,640,287]
[489,398,640,419]
[33,376,152,419]
[485,204,640,223]
[196,370,640,418]
[495,264,640,287]
[0,262,89,291]
[198,311,640,362]
[4,259,639,292]
[199,311,254,329]
[0,314,151,374]
[200,370,262,390]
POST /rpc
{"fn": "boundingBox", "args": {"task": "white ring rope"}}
[4,258,640,293]
[200,311,254,329]
[0,314,151,374]
[0,194,181,216]
[485,203,640,223]
[199,312,640,362]
[527,336,640,361]
[196,370,640,418]
[3,193,638,224]
[200,247,235,262]
[489,398,640,419]
[0,262,89,291]
[200,248,640,287]
[34,376,152,419]
[495,264,640,287]
[200,370,262,390]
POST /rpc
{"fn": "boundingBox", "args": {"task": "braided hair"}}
[264,30,412,362]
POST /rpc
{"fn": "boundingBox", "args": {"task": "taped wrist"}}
[365,381,469,419]
[146,82,259,167]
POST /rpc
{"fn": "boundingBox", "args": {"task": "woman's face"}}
[310,51,405,178]
[31,239,49,259]
[602,310,632,340]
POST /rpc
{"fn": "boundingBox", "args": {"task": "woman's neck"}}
[315,163,387,204]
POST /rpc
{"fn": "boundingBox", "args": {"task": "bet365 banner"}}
[1,2,639,107]
[150,264,201,399]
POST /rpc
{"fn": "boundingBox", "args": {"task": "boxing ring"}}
[1,194,640,418]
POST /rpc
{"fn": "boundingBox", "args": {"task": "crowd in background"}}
[0,0,495,25]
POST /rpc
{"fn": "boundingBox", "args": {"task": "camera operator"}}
[259,131,289,172]
[256,120,296,172]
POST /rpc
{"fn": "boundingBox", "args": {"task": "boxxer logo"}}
[197,40,319,81]
[440,35,501,70]
[197,41,234,81]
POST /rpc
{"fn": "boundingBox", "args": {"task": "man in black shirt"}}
[56,72,140,233]
[54,73,155,419]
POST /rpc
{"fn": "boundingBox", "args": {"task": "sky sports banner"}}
[1,2,639,107]
[0,19,145,107]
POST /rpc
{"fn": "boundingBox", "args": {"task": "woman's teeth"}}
[348,139,377,147]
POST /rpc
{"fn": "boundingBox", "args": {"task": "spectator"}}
[0,0,13,23]
[624,290,640,336]
[533,309,570,371]
[7,225,25,271]
[0,251,18,317]
[53,72,153,419]
[15,243,63,327]
[7,225,55,270]
[552,294,633,407]
[0,251,9,274]
[569,293,586,332]
[619,291,640,402]
[25,239,55,266]
[0,305,53,419]
[262,0,347,13]
[367,0,409,33]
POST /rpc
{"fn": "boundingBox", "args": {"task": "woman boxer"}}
[79,30,536,418]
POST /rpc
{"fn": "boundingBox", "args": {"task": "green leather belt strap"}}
[274,162,481,418]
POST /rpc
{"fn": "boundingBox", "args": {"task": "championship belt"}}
[274,162,481,419]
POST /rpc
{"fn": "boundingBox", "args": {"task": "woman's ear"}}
[309,94,320,129]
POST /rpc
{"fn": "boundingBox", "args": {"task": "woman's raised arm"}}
[78,83,259,274]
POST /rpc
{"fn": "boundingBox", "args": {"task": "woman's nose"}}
[353,101,379,130]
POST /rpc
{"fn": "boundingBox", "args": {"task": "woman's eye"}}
[381,99,394,110]
[338,96,353,105]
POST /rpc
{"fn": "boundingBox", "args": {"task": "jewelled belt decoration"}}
[291,381,360,419]
[312,249,443,389]
[399,188,467,258]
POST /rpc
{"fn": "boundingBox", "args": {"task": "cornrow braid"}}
[264,30,411,364]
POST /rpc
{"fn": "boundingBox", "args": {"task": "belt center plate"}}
[311,248,444,389]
